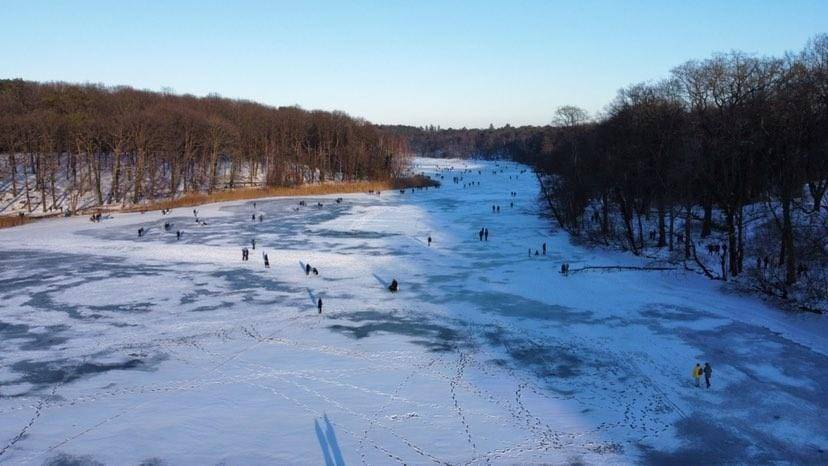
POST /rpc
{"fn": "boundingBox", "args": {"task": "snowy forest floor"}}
[0,158,825,465]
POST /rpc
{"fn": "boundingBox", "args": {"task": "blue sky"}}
[1,1,826,128]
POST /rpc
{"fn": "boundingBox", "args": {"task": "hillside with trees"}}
[387,35,828,311]
[0,80,409,216]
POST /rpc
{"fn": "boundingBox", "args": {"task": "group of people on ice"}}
[692,362,713,388]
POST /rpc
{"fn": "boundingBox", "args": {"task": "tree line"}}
[388,35,827,296]
[0,80,408,213]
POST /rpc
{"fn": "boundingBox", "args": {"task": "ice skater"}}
[263,252,270,268]
[305,263,311,276]
[251,238,256,250]
[484,228,489,241]
[317,298,323,314]
[242,247,249,261]
[542,242,547,255]
[692,363,702,387]
[427,236,432,247]
[138,227,144,238]
[176,230,181,240]
[703,362,712,388]
[478,229,484,241]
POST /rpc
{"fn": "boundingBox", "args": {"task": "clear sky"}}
[1,1,826,128]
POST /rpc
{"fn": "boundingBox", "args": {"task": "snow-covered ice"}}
[0,158,825,465]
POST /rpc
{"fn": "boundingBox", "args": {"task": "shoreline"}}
[0,175,439,230]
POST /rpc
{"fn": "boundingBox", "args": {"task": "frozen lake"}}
[0,158,825,465]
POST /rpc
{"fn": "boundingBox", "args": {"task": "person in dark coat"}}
[312,267,319,276]
[388,279,398,292]
[484,228,489,241]
[176,230,181,240]
[478,229,484,241]
[263,253,270,268]
[252,214,256,221]
[427,236,432,246]
[138,227,144,237]
[306,264,311,276]
[251,239,256,250]
[703,362,712,388]
[542,242,547,255]
[242,247,248,261]
[317,298,323,314]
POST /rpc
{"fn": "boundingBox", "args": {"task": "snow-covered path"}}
[0,158,825,465]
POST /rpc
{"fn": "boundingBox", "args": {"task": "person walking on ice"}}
[692,363,703,387]
[484,228,489,241]
[263,252,270,268]
[478,229,484,241]
[317,298,323,314]
[542,242,547,255]
[703,362,712,388]
[427,236,432,247]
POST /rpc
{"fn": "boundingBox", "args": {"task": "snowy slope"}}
[0,158,825,465]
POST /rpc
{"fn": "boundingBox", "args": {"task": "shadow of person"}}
[314,414,344,466]
[314,419,334,466]
[372,273,389,288]
[324,414,345,466]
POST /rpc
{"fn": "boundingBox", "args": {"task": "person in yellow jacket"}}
[692,363,703,387]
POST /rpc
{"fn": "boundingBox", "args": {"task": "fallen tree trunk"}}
[566,265,677,274]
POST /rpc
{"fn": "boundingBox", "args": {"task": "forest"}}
[0,80,408,215]
[388,35,828,308]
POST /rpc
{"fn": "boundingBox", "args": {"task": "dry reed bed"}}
[0,175,438,229]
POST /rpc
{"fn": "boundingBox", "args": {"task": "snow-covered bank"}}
[0,158,825,464]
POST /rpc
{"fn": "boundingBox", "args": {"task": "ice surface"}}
[0,158,825,465]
